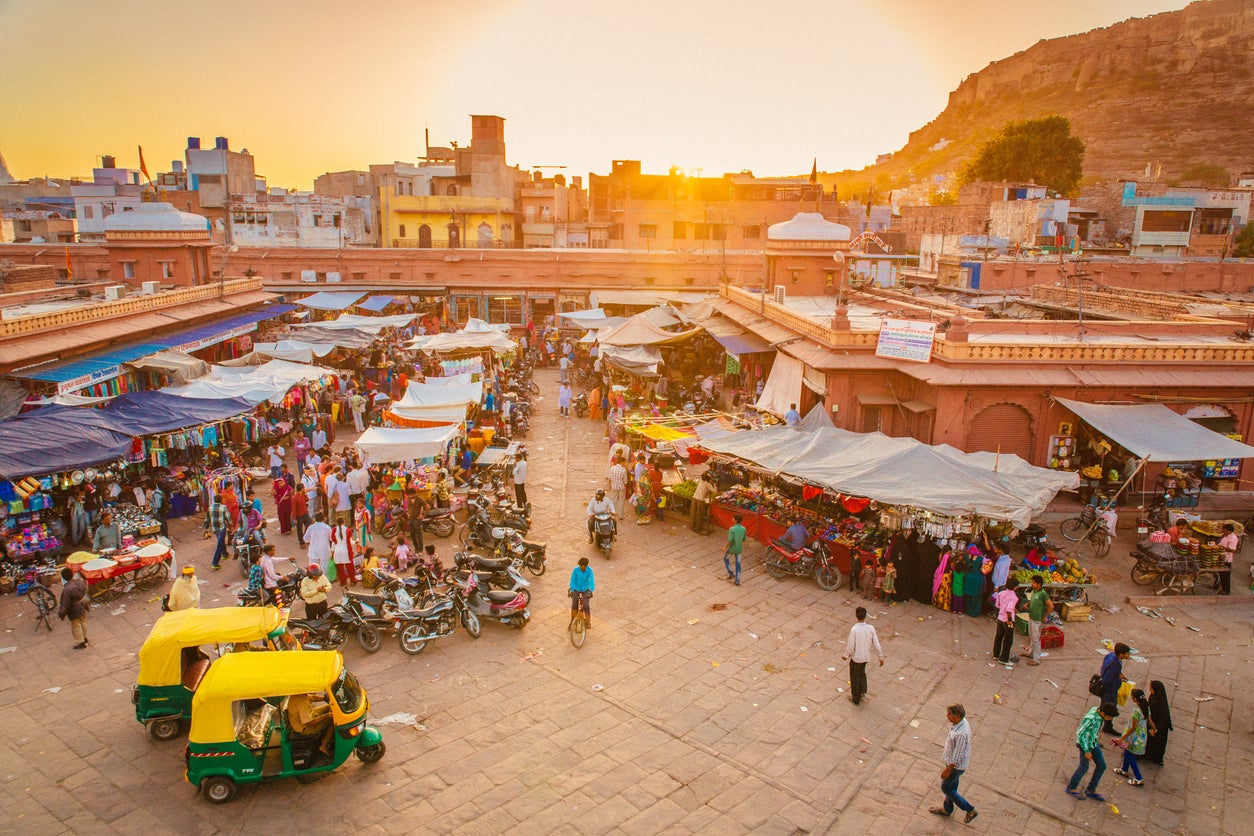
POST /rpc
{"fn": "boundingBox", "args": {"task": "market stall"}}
[354,425,461,464]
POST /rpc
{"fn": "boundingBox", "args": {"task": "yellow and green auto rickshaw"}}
[133,606,297,741]
[185,650,384,803]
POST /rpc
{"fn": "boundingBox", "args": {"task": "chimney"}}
[215,136,229,151]
[101,155,116,169]
[187,137,201,150]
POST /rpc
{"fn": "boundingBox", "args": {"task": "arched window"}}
[447,224,460,248]
[477,222,493,246]
[398,224,406,238]
[446,184,458,196]
[418,224,432,248]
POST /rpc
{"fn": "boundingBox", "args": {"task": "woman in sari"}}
[633,479,653,525]
[589,386,603,422]
[273,477,294,535]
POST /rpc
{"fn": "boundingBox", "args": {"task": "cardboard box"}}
[1215,479,1237,492]
[1061,602,1091,622]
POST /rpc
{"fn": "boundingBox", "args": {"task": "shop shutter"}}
[967,403,1033,462]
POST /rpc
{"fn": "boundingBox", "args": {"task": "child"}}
[1114,688,1153,786]
[951,556,967,614]
[883,558,897,601]
[422,544,443,579]
[849,551,863,593]
[861,557,877,600]
[361,547,380,589]
[393,536,412,572]
[874,557,887,601]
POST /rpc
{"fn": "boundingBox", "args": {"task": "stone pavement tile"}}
[430,771,495,814]
[579,760,649,803]
[618,796,688,832]
[381,801,439,834]
[533,788,596,830]
[568,794,640,835]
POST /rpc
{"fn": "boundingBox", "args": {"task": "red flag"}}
[809,158,817,184]
[137,145,151,183]
[64,247,72,280]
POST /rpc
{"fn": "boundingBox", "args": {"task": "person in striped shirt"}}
[1066,702,1120,801]
[930,704,977,823]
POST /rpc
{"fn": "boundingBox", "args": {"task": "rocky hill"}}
[876,0,1254,186]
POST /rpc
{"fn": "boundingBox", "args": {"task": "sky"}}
[0,0,1193,189]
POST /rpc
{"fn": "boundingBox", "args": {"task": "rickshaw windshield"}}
[331,668,363,714]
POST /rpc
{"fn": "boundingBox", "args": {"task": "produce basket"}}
[1041,625,1065,649]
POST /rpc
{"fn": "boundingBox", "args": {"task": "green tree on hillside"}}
[959,116,1085,196]
[1233,223,1254,259]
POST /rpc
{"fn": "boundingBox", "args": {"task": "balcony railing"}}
[391,239,524,249]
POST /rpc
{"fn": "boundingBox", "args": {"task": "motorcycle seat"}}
[483,589,519,605]
[399,599,451,618]
[474,555,512,571]
[424,509,450,520]
[347,593,384,609]
[521,539,546,551]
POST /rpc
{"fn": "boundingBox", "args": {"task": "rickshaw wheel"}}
[136,562,169,591]
[149,718,181,741]
[356,741,386,763]
[203,775,237,803]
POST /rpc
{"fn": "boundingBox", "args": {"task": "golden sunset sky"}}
[0,0,1191,189]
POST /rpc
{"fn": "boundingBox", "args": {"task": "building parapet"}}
[0,277,264,337]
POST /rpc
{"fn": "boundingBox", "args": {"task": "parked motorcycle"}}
[380,506,457,540]
[764,539,843,590]
[591,512,616,559]
[393,584,480,655]
[462,572,530,629]
[288,603,382,653]
[573,392,589,418]
[496,529,546,576]
[459,499,529,549]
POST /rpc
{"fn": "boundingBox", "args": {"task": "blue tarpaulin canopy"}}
[296,291,367,311]
[0,392,255,477]
[357,295,394,312]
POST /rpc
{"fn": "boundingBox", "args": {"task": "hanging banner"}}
[875,318,936,364]
[725,353,741,375]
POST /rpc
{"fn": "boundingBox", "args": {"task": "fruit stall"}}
[1011,556,1097,605]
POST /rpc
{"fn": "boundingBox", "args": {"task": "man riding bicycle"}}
[586,489,616,542]
[569,557,595,629]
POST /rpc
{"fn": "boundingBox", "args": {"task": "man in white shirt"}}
[587,489,616,542]
[512,452,528,507]
[267,443,286,480]
[303,512,333,573]
[930,704,977,823]
[346,464,369,507]
[559,354,570,383]
[332,478,352,526]
[607,456,628,522]
[311,427,328,452]
[841,606,884,706]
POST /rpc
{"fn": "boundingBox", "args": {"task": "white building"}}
[229,192,373,248]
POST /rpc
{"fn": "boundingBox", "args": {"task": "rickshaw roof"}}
[137,606,288,686]
[189,651,345,743]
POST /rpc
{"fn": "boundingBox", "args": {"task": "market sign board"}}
[875,318,936,364]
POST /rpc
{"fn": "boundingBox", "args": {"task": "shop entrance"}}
[529,297,555,327]
[967,403,1034,462]
[1183,404,1237,435]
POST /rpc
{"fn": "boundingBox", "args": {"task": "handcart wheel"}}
[136,561,170,591]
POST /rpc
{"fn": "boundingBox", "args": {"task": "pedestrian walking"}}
[166,566,201,610]
[841,606,884,705]
[991,583,1019,667]
[303,512,333,573]
[1066,702,1119,801]
[1099,643,1130,733]
[1113,688,1152,786]
[1143,680,1172,765]
[331,520,356,588]
[513,452,528,507]
[724,513,746,585]
[1219,522,1238,594]
[267,442,286,481]
[607,455,628,521]
[292,484,311,545]
[207,494,232,570]
[930,704,978,823]
[57,567,90,649]
[1021,574,1052,665]
[558,382,572,417]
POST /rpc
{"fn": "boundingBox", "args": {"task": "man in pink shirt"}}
[991,584,1020,667]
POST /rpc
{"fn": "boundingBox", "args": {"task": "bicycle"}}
[1059,510,1111,558]
[24,569,60,632]
[568,590,589,648]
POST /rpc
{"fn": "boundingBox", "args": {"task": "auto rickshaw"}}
[185,650,384,803]
[134,606,296,741]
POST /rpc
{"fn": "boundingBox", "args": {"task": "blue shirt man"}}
[784,404,802,426]
[992,551,1011,589]
[784,520,809,550]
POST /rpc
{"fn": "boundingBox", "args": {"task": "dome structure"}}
[103,202,210,235]
[767,212,851,242]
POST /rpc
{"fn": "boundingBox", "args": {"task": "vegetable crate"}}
[1040,625,1065,649]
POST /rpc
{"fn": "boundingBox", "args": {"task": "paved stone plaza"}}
[2,372,1252,835]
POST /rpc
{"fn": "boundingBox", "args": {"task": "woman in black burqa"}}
[1143,679,1173,765]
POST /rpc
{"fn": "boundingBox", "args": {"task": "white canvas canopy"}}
[596,312,701,347]
[601,344,663,377]
[423,372,474,386]
[125,350,209,384]
[406,331,517,353]
[246,339,339,364]
[1056,398,1254,462]
[355,425,460,463]
[163,359,336,405]
[754,353,804,417]
[462,318,511,333]
[386,403,471,425]
[396,381,482,408]
[290,312,416,333]
[697,425,1078,527]
[558,308,608,326]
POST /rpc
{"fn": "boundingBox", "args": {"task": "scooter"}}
[459,499,529,549]
[764,538,843,590]
[393,583,480,655]
[573,392,589,418]
[461,572,530,630]
[379,506,457,540]
[443,551,532,605]
[234,568,305,608]
[591,512,616,558]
